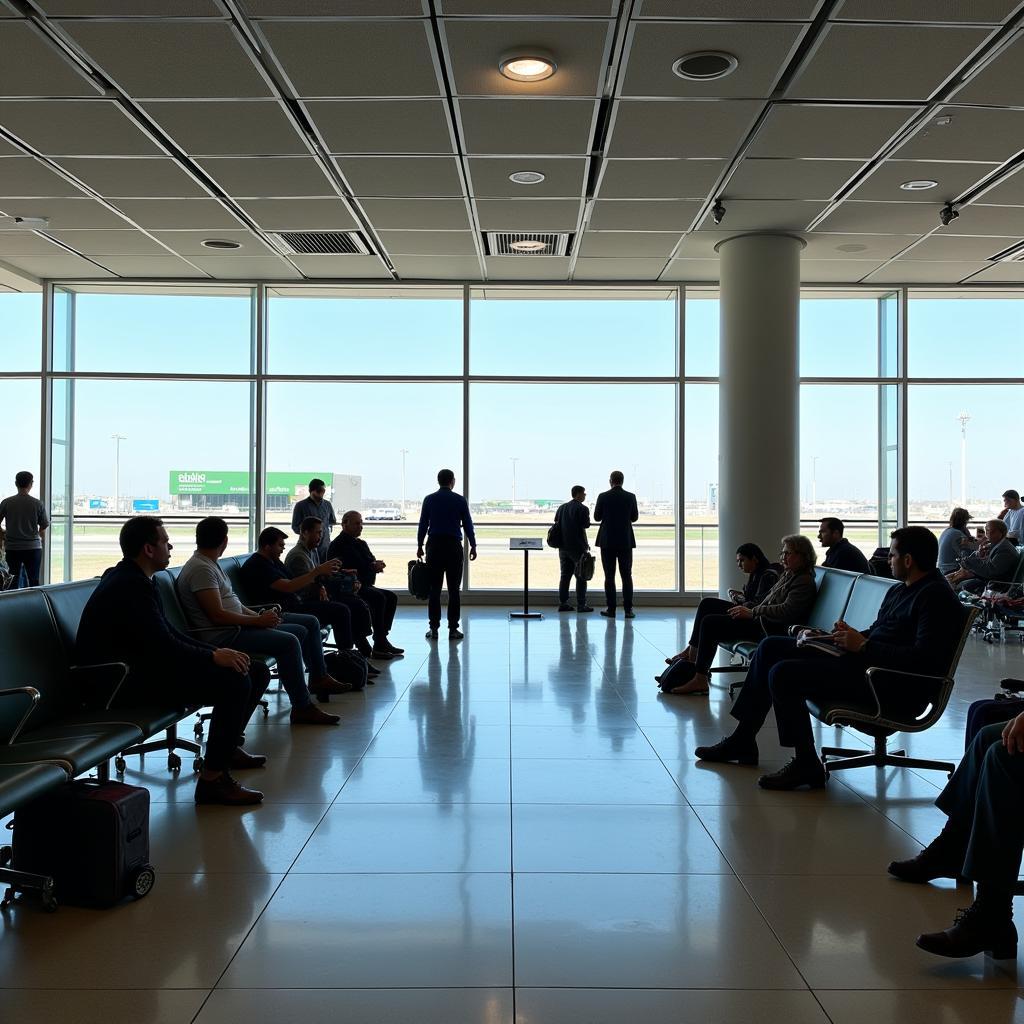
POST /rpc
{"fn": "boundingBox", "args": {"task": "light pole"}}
[947,461,954,508]
[957,411,970,507]
[510,457,518,512]
[111,433,126,515]
[400,448,408,517]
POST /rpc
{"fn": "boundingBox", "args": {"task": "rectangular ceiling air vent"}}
[485,232,572,257]
[988,240,1024,263]
[270,230,370,256]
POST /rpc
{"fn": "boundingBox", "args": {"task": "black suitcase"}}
[407,558,430,600]
[12,779,156,908]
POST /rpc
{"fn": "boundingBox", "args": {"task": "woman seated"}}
[937,507,973,575]
[659,535,818,696]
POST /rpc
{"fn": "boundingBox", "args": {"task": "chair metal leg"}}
[118,722,202,774]
[822,734,954,776]
[1,860,57,912]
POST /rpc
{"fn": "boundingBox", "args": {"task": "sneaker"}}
[888,825,967,883]
[370,646,396,660]
[600,609,615,618]
[916,902,1017,960]
[577,605,594,613]
[229,748,267,770]
[425,628,439,640]
[290,704,341,725]
[382,641,405,655]
[758,755,827,790]
[195,773,264,806]
[695,734,759,766]
[449,628,464,640]
[557,603,573,612]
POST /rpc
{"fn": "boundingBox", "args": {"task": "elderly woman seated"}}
[658,535,817,696]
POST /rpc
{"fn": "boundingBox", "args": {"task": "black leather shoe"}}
[577,605,594,613]
[888,826,967,883]
[600,609,615,618]
[758,756,826,790]
[695,734,759,766]
[230,748,267,770]
[370,646,395,660]
[917,902,1017,960]
[449,628,464,640]
[355,639,373,657]
[425,628,439,640]
[624,609,636,618]
[558,604,573,612]
[195,773,264,806]
[383,641,405,655]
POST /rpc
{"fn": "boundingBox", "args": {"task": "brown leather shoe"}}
[230,748,267,770]
[290,703,341,725]
[309,675,353,700]
[194,773,263,805]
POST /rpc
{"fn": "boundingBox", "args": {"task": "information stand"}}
[508,538,544,620]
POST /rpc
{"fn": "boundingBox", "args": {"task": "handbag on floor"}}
[657,660,697,691]
[325,650,368,691]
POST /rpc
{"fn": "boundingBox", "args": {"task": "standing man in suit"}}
[555,485,593,613]
[594,470,638,619]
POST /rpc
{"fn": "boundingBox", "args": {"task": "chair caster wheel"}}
[2,887,14,908]
[129,864,156,900]
[194,724,203,739]
[0,846,11,867]
[193,757,203,773]
[114,757,127,775]
[168,753,182,772]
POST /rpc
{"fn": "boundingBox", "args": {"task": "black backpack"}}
[324,650,368,690]
[546,507,564,548]
[407,558,430,600]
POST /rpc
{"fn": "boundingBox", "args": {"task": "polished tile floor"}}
[3,607,1024,1023]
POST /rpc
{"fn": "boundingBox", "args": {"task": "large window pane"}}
[67,288,253,374]
[268,288,463,375]
[909,292,1024,377]
[70,380,253,580]
[470,288,677,377]
[468,382,676,590]
[0,377,41,505]
[0,292,42,372]
[683,383,717,592]
[799,294,879,377]
[684,289,718,377]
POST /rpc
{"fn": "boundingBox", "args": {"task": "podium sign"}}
[509,537,543,550]
[509,537,544,619]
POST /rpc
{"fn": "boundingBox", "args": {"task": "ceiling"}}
[2,0,1024,288]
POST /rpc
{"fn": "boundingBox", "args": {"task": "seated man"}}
[696,526,965,790]
[818,517,871,574]
[999,489,1024,543]
[76,516,267,806]
[888,715,1023,961]
[327,510,404,659]
[286,517,375,660]
[176,517,348,716]
[946,518,1018,595]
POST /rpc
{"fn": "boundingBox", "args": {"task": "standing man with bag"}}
[554,485,593,613]
[417,468,476,641]
[594,470,639,618]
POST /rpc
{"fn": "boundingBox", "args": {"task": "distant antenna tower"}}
[957,411,971,507]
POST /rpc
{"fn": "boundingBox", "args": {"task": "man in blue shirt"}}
[290,478,337,563]
[417,469,476,640]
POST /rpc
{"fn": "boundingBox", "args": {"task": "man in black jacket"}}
[328,510,404,659]
[697,526,965,791]
[554,485,593,613]
[819,518,871,574]
[76,517,266,806]
[594,470,639,618]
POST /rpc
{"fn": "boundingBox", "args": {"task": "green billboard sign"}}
[169,471,333,497]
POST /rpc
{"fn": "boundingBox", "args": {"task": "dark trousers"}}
[600,546,633,611]
[7,548,42,588]
[731,635,870,751]
[936,722,1024,888]
[360,585,398,643]
[558,551,588,607]
[300,599,355,649]
[426,535,464,629]
[687,597,764,674]
[320,584,372,642]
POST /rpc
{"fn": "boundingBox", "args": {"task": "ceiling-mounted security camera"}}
[939,203,959,227]
[712,199,726,225]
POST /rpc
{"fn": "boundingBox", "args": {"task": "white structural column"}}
[716,233,803,596]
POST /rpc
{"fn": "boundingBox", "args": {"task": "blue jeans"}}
[230,613,327,710]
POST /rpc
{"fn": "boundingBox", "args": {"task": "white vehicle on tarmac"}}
[365,507,404,521]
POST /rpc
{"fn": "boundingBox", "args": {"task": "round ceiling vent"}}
[899,179,938,191]
[509,170,546,185]
[836,243,868,253]
[672,51,739,81]
[201,238,241,250]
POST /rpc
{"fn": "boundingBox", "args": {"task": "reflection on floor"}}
[2,607,1023,1023]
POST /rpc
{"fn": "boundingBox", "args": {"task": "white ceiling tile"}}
[258,21,441,98]
[0,233,70,256]
[972,168,1024,207]
[443,19,612,98]
[36,1,220,13]
[0,197,129,229]
[1,254,115,278]
[439,1,614,13]
[151,230,275,256]
[335,157,465,198]
[786,24,993,101]
[0,100,163,156]
[607,100,763,158]
[57,21,273,99]
[801,233,918,260]
[965,263,1024,283]
[638,0,818,16]
[197,157,338,198]
[848,160,996,204]
[56,158,209,198]
[306,100,455,155]
[0,22,104,98]
[95,255,207,277]
[237,198,358,230]
[748,105,919,160]
[897,234,1010,261]
[142,101,310,157]
[391,255,482,279]
[468,157,587,199]
[672,231,729,258]
[45,229,172,256]
[0,158,84,198]
[893,105,1024,163]
[696,198,824,231]
[597,159,724,200]
[590,199,702,231]
[378,231,479,255]
[112,198,245,230]
[800,259,885,283]
[953,34,1024,105]
[476,198,581,230]
[815,200,945,234]
[864,260,993,284]
[943,204,1024,235]
[360,198,472,230]
[484,255,572,279]
[458,98,597,155]
[242,0,427,14]
[574,256,669,279]
[659,257,720,281]
[578,231,682,257]
[186,255,302,279]
[290,254,391,278]
[623,21,804,99]
[835,1,1018,23]
[726,159,863,201]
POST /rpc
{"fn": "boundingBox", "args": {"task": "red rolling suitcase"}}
[12,779,156,908]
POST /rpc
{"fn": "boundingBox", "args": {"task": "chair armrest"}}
[69,661,129,711]
[864,665,950,720]
[0,686,41,745]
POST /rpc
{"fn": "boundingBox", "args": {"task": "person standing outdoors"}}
[594,470,638,618]
[291,477,337,562]
[0,470,49,588]
[555,485,593,613]
[417,468,476,641]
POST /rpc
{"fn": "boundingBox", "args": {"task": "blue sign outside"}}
[88,499,107,509]
[133,499,160,512]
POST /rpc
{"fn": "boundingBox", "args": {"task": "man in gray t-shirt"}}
[0,470,49,588]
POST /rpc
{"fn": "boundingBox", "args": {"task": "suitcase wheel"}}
[0,845,11,867]
[114,757,127,775]
[168,753,182,773]
[41,880,57,913]
[130,865,156,900]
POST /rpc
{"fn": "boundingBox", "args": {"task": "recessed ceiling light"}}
[509,170,546,185]
[499,50,556,82]
[201,238,242,250]
[837,243,868,253]
[672,51,738,81]
[900,179,939,191]
[509,239,548,252]
[934,115,953,126]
